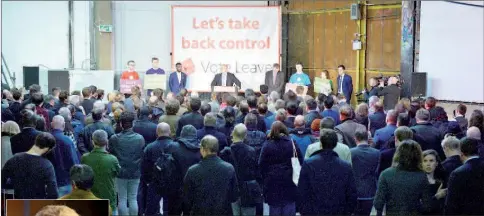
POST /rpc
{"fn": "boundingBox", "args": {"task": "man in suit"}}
[454,104,468,132]
[368,101,387,136]
[350,128,380,216]
[210,64,241,93]
[411,108,445,160]
[304,99,321,128]
[264,63,285,96]
[10,110,41,154]
[246,96,267,133]
[298,129,357,215]
[377,76,401,111]
[445,138,484,215]
[373,110,398,149]
[335,105,366,148]
[197,113,228,152]
[336,65,353,103]
[169,62,187,95]
[441,136,462,183]
[377,126,414,176]
[361,78,380,103]
[184,135,238,215]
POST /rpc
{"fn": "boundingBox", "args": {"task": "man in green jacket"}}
[81,129,120,214]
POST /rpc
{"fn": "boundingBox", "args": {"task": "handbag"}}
[291,139,302,185]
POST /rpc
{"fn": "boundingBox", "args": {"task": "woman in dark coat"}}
[422,149,447,215]
[259,121,303,216]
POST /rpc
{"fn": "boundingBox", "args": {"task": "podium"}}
[213,86,238,96]
[285,83,308,96]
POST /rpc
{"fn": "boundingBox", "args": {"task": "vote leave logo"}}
[182,58,195,75]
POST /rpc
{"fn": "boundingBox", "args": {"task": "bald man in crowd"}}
[466,126,484,158]
[184,135,238,215]
[290,115,315,155]
[139,123,176,216]
[50,115,81,197]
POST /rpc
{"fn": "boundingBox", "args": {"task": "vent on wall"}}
[350,3,361,20]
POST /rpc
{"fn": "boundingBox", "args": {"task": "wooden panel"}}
[306,14,315,69]
[322,12,336,69]
[313,14,324,69]
[346,18,358,69]
[289,0,353,11]
[366,18,383,69]
[288,14,309,68]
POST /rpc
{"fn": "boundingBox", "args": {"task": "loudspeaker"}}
[411,72,427,97]
[48,70,70,94]
[23,66,39,89]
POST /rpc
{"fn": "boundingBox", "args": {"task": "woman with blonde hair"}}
[374,140,432,216]
[1,121,20,168]
[107,90,123,114]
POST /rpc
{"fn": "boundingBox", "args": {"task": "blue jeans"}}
[232,198,256,216]
[58,185,72,197]
[269,202,295,216]
[116,178,140,216]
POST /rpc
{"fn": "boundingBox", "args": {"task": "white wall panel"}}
[419,1,484,102]
[73,1,91,70]
[113,1,268,79]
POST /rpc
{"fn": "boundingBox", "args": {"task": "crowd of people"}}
[1,83,484,216]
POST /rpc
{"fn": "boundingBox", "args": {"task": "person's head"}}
[337,65,345,75]
[321,70,330,79]
[244,113,258,129]
[138,106,151,119]
[221,64,229,73]
[44,94,55,107]
[441,135,461,158]
[71,90,81,96]
[294,115,305,128]
[339,105,352,121]
[319,128,338,150]
[422,149,443,177]
[275,109,287,121]
[320,117,335,130]
[246,95,257,109]
[232,123,247,143]
[295,62,303,72]
[82,87,91,98]
[396,113,410,127]
[151,57,159,68]
[258,103,268,115]
[469,110,484,134]
[275,99,286,110]
[285,90,297,101]
[31,92,44,106]
[394,126,413,147]
[127,60,136,71]
[268,121,289,140]
[269,91,280,103]
[385,109,398,125]
[354,127,368,144]
[89,85,98,98]
[200,103,211,116]
[120,111,135,130]
[35,205,79,216]
[96,89,104,100]
[323,95,334,110]
[69,164,95,191]
[393,140,423,171]
[260,85,269,95]
[92,129,108,148]
[466,126,481,140]
[166,99,180,115]
[156,122,171,137]
[68,95,81,107]
[180,125,197,140]
[51,87,61,97]
[460,137,480,161]
[203,113,217,128]
[51,115,66,131]
[286,101,298,116]
[29,84,41,95]
[33,132,56,155]
[225,95,237,107]
[239,101,249,115]
[2,121,20,136]
[368,96,379,109]
[222,106,236,126]
[175,62,182,72]
[12,89,22,101]
[311,119,321,133]
[305,98,317,112]
[424,97,437,110]
[245,89,255,98]
[20,109,36,128]
[415,108,430,123]
[58,107,72,122]
[273,63,280,71]
[369,77,378,87]
[58,90,69,104]
[200,135,219,158]
[189,96,201,112]
[356,103,369,117]
[455,104,467,116]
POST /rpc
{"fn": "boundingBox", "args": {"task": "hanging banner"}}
[172,6,281,92]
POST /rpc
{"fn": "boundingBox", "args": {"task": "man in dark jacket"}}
[289,115,315,156]
[350,128,380,215]
[10,110,40,154]
[377,126,414,176]
[368,101,386,136]
[376,77,400,111]
[176,96,204,137]
[244,113,267,158]
[133,106,158,144]
[411,108,445,160]
[373,110,397,149]
[139,123,175,216]
[304,99,321,128]
[298,128,357,215]
[284,101,298,129]
[441,136,462,185]
[335,105,366,148]
[197,113,228,152]
[20,84,41,110]
[81,87,96,115]
[246,96,267,132]
[8,88,23,123]
[220,124,260,215]
[78,109,115,155]
[445,138,484,215]
[184,135,238,215]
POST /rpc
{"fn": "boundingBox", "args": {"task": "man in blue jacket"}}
[168,62,187,95]
[336,65,353,103]
[197,113,228,152]
[298,128,357,215]
[373,109,398,149]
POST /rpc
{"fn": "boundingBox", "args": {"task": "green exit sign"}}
[99,24,113,33]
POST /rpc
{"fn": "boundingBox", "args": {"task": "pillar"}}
[400,1,416,98]
[90,1,113,70]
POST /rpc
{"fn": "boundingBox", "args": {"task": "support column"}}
[68,1,74,69]
[400,1,416,98]
[281,2,290,82]
[94,1,113,70]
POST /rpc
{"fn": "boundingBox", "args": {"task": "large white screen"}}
[418,1,484,103]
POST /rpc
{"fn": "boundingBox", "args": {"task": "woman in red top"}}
[121,60,140,80]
